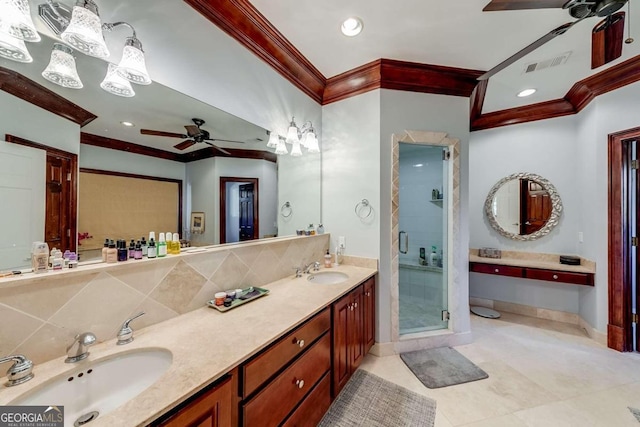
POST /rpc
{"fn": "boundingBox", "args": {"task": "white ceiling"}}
[250,0,640,112]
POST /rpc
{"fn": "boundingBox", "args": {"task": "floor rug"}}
[629,407,640,423]
[400,346,488,389]
[318,369,436,427]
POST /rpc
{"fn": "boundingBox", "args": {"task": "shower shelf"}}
[430,198,443,204]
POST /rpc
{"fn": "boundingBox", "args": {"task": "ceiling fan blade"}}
[478,20,578,80]
[483,0,568,11]
[592,12,625,69]
[174,139,196,150]
[203,141,231,155]
[206,138,246,144]
[184,125,201,137]
[140,129,187,138]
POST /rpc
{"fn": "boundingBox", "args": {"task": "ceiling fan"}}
[140,118,245,154]
[479,0,630,80]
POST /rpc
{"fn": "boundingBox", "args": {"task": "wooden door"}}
[520,179,551,235]
[363,277,376,355]
[332,293,351,397]
[158,376,232,427]
[45,153,76,253]
[350,287,364,371]
[238,183,255,241]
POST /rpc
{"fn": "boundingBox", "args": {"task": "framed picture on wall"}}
[191,212,205,234]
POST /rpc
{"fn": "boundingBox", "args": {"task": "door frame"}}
[219,177,259,244]
[608,126,640,352]
[5,134,77,253]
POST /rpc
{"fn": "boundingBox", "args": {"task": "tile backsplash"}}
[0,235,329,364]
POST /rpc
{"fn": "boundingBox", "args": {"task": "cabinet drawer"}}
[470,262,524,278]
[242,308,330,397]
[281,372,331,427]
[525,268,594,286]
[242,333,331,427]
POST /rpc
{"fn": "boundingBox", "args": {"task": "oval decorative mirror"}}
[484,172,562,241]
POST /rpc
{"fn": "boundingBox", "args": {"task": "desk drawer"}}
[242,333,331,427]
[242,308,330,397]
[470,262,524,278]
[525,268,594,286]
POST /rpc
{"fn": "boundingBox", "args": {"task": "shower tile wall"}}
[398,145,444,265]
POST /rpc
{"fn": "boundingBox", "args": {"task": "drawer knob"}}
[553,274,559,280]
[354,302,358,308]
[366,291,371,297]
[294,339,305,348]
[349,304,354,311]
[494,268,499,273]
[295,379,305,389]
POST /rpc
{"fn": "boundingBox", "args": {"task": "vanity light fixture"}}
[0,29,33,62]
[0,0,41,42]
[60,0,109,59]
[341,17,363,37]
[100,63,135,97]
[41,43,83,89]
[270,117,320,156]
[266,131,279,148]
[517,88,536,97]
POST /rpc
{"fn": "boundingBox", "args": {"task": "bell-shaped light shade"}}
[290,139,303,157]
[0,29,32,62]
[285,117,299,145]
[100,63,135,97]
[275,137,288,155]
[116,37,151,85]
[61,2,109,59]
[266,131,279,148]
[306,132,320,153]
[0,0,40,42]
[41,43,83,89]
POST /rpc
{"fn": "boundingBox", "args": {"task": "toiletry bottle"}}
[48,247,57,269]
[149,231,156,245]
[141,237,148,257]
[419,247,426,265]
[32,242,49,274]
[106,240,117,263]
[429,246,438,266]
[134,242,142,260]
[63,250,71,268]
[148,238,157,258]
[308,224,316,235]
[52,253,64,270]
[438,249,443,268]
[165,231,173,254]
[334,245,340,267]
[68,252,78,268]
[158,233,167,257]
[128,239,136,258]
[117,240,128,262]
[324,249,332,268]
[101,238,109,262]
[317,224,325,235]
[172,233,180,255]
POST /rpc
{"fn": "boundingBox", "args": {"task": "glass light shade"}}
[306,132,320,153]
[0,0,40,42]
[266,131,279,148]
[290,140,303,157]
[274,137,288,155]
[0,29,32,62]
[116,38,151,85]
[100,63,135,97]
[41,43,83,89]
[285,125,299,145]
[61,4,109,59]
[300,131,310,148]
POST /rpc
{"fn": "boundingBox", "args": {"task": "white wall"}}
[79,145,185,180]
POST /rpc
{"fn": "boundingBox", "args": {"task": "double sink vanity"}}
[0,255,377,427]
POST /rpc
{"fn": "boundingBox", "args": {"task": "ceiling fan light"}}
[100,63,135,97]
[266,131,279,148]
[61,1,110,59]
[0,0,40,42]
[290,139,303,157]
[116,37,151,85]
[42,43,83,89]
[0,29,32,62]
[306,132,320,153]
[275,137,288,155]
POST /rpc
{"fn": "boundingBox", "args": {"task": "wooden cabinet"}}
[470,262,594,286]
[363,277,376,355]
[156,375,233,427]
[332,285,365,397]
[281,373,331,427]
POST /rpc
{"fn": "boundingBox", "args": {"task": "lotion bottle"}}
[106,240,117,263]
[157,233,167,257]
[172,233,180,254]
[31,242,49,274]
[429,246,438,266]
[101,239,109,262]
[148,238,157,258]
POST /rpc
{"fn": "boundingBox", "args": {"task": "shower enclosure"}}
[398,143,449,334]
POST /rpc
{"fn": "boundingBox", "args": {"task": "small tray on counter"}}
[207,286,269,312]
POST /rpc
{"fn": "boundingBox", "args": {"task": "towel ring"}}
[280,201,293,218]
[355,199,373,219]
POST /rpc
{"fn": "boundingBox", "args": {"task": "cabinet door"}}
[363,277,376,354]
[158,376,232,427]
[332,292,351,397]
[350,286,364,371]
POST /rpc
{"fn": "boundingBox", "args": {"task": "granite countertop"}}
[469,249,595,274]
[0,264,377,426]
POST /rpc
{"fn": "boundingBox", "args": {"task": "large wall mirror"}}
[0,27,321,270]
[484,172,562,241]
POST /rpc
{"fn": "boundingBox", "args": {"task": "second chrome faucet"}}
[65,332,96,363]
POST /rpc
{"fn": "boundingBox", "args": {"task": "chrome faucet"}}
[293,266,303,278]
[117,312,145,345]
[65,332,96,363]
[0,354,34,387]
[303,262,321,274]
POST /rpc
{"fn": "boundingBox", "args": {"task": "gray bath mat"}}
[400,346,488,389]
[629,407,640,423]
[319,369,436,427]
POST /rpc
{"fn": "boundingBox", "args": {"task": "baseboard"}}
[370,342,396,357]
[580,317,608,346]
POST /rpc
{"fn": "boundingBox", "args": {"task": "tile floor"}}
[361,312,640,426]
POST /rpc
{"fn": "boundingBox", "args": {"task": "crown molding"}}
[0,67,97,127]
[179,145,277,163]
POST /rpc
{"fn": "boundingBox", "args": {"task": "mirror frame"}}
[484,172,563,241]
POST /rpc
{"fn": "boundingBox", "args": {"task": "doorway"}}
[220,177,259,244]
[608,126,640,352]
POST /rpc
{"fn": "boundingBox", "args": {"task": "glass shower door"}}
[398,143,449,335]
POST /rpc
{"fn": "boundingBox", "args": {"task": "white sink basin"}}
[307,271,349,284]
[11,348,172,427]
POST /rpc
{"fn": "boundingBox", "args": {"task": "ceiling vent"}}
[523,51,572,74]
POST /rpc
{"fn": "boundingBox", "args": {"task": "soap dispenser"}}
[324,249,332,268]
[429,246,438,266]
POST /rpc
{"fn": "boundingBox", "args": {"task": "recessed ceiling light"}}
[341,17,363,37]
[413,163,423,168]
[517,89,536,98]
[121,121,135,127]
